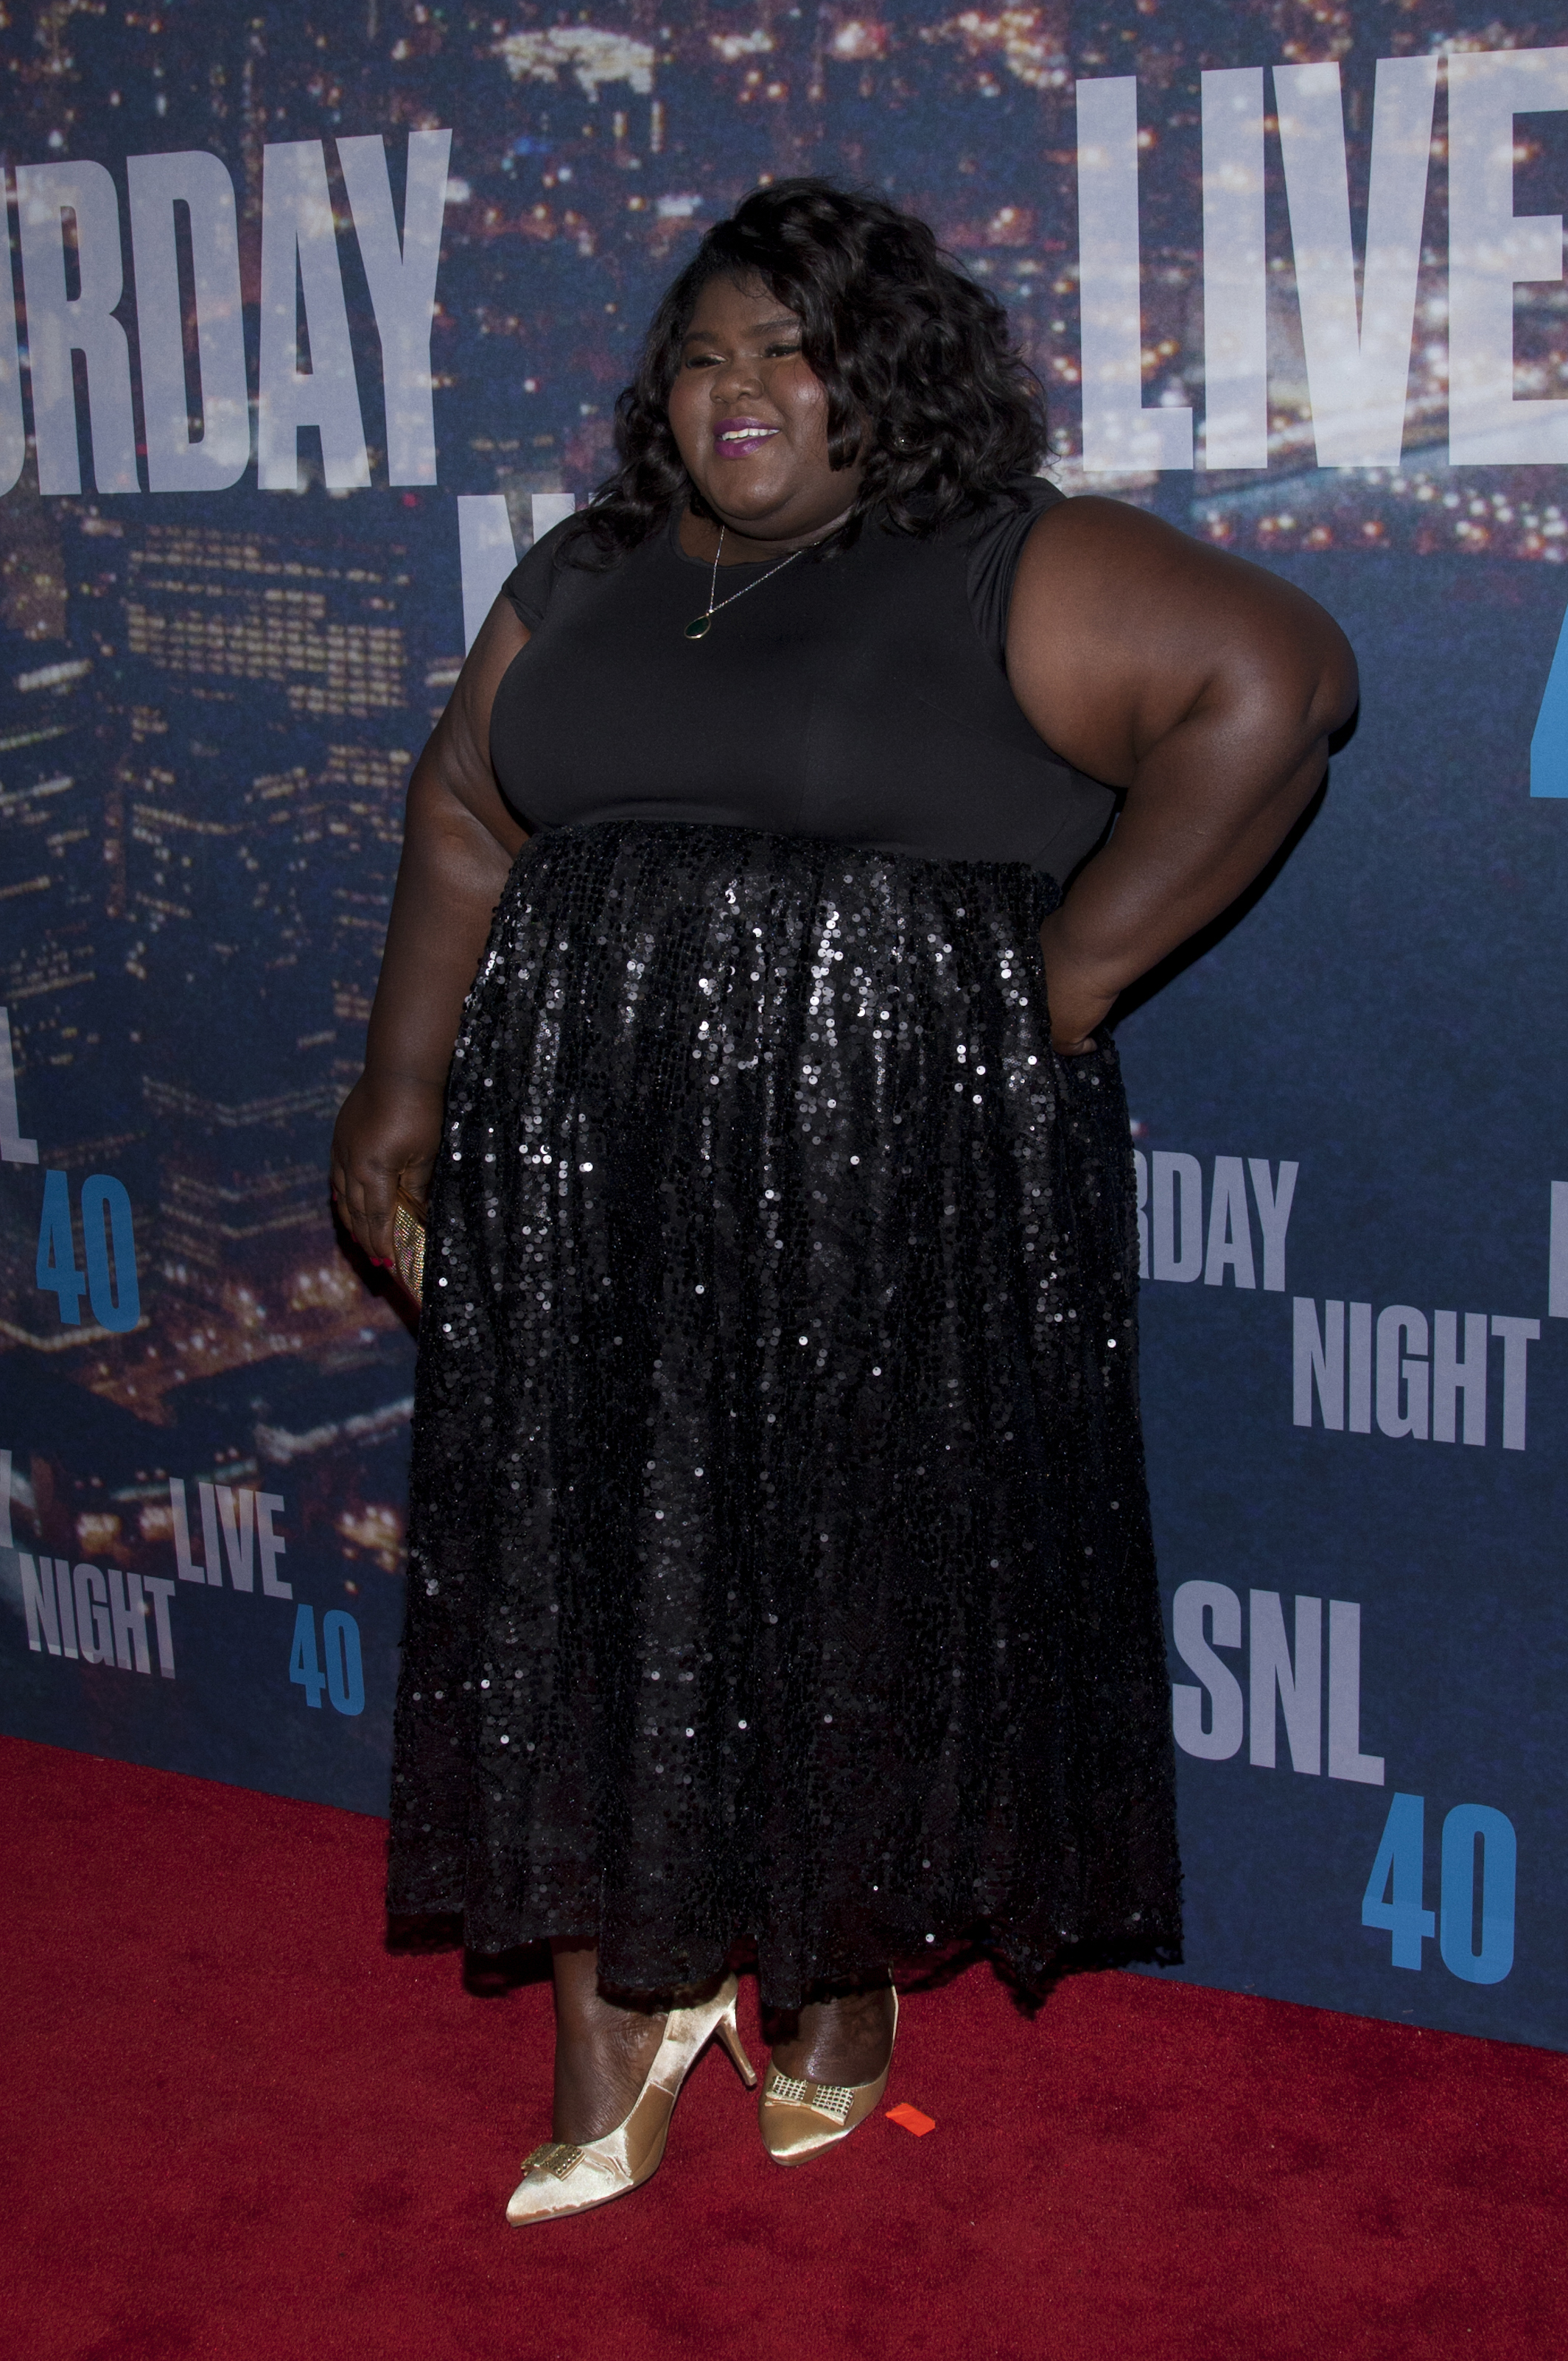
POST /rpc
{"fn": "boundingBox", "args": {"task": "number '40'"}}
[36,1170,141,1332]
[1362,1791,1516,1985]
[290,1605,365,1717]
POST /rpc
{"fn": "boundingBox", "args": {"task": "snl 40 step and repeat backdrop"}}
[1,3,1565,2050]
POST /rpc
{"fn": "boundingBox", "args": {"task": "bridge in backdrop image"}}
[0,1,1565,2050]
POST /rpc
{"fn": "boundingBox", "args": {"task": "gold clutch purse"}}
[392,1186,427,1303]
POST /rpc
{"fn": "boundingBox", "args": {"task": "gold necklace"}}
[685,527,805,640]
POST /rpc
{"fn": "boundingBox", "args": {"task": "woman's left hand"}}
[1038,934,1117,1054]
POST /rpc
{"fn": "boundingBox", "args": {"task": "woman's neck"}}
[678,503,856,564]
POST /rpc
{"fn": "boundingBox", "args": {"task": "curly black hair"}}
[564,178,1049,564]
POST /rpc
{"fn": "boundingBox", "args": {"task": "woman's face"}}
[667,273,861,548]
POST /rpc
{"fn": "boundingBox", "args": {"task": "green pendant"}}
[685,614,713,640]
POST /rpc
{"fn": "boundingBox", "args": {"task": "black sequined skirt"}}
[388,822,1180,2005]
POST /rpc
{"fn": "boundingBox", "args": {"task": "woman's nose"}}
[710,352,766,403]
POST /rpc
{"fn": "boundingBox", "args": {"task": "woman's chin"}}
[695,474,800,525]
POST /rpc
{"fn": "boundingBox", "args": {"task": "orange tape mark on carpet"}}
[886,2103,936,2136]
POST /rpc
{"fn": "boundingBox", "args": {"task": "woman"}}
[332,179,1356,2222]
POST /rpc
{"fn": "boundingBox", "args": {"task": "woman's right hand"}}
[331,1071,444,1269]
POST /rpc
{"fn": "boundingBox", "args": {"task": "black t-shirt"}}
[491,480,1115,882]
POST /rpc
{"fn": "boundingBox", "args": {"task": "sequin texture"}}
[388,821,1181,2004]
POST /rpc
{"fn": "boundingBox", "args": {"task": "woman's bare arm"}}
[330,595,531,1264]
[1006,497,1359,1049]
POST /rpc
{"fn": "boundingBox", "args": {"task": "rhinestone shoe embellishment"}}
[521,2141,585,2180]
[766,2071,856,2123]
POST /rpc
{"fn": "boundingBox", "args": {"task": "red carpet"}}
[4,1736,1563,2361]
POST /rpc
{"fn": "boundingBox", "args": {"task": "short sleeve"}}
[501,514,579,629]
[965,478,1066,670]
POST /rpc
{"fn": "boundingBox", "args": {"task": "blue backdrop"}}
[1,1,1564,2051]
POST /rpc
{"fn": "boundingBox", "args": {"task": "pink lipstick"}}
[713,417,779,457]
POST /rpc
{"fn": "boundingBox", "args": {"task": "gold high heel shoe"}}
[759,1990,898,2167]
[505,1970,757,2225]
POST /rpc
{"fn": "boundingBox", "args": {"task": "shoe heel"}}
[716,2009,758,2090]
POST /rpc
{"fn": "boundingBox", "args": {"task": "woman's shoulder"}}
[973,472,1066,526]
[957,472,1065,557]
[500,508,662,628]
[500,512,581,629]
[956,475,1068,667]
